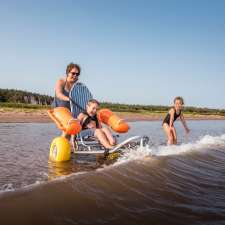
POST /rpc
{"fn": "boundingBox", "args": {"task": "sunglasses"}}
[71,72,80,76]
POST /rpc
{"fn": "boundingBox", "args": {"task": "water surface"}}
[0,121,225,225]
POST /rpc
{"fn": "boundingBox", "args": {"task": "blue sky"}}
[0,0,225,108]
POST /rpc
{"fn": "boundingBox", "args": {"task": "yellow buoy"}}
[49,137,71,162]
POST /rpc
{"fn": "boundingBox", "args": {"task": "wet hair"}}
[174,96,184,105]
[66,63,81,75]
[88,99,100,106]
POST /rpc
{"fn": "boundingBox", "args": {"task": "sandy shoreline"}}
[0,109,225,123]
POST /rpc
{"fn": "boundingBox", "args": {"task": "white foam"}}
[0,183,15,193]
[198,134,225,146]
[0,171,88,196]
[113,133,225,166]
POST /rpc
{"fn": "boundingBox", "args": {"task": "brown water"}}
[0,121,225,225]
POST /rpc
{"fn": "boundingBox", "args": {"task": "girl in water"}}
[162,96,190,145]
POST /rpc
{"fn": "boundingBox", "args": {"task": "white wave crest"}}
[0,183,15,193]
[115,133,225,165]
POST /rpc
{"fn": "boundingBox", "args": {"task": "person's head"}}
[173,96,184,111]
[86,99,100,116]
[66,63,81,83]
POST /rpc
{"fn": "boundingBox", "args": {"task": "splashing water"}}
[115,133,225,165]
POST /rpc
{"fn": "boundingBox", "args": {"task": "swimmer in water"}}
[162,96,190,145]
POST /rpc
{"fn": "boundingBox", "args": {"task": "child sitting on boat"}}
[162,96,190,145]
[78,99,116,149]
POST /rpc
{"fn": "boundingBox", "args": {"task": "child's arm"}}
[98,121,102,128]
[169,108,175,129]
[96,114,102,128]
[77,113,86,125]
[180,113,190,133]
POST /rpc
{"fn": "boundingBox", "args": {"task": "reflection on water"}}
[48,158,102,181]
[0,121,225,225]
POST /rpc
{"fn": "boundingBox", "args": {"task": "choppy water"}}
[0,121,225,225]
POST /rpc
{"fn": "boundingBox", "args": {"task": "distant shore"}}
[0,108,225,123]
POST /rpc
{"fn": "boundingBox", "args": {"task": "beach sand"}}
[0,108,225,123]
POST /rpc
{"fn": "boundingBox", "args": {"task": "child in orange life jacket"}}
[162,96,190,145]
[78,99,116,149]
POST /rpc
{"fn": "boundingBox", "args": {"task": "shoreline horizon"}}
[0,109,225,123]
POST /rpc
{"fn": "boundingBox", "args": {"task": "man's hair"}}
[88,99,100,106]
[66,63,81,75]
[174,96,184,105]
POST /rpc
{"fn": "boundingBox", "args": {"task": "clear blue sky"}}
[0,0,225,108]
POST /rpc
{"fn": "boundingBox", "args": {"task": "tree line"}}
[100,102,225,116]
[0,88,53,105]
[0,89,224,116]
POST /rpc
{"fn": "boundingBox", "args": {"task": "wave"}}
[1,134,225,196]
[114,133,225,165]
[0,171,88,197]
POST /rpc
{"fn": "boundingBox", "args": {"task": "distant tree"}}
[0,88,53,105]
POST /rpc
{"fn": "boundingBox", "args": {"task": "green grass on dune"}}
[0,102,50,110]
